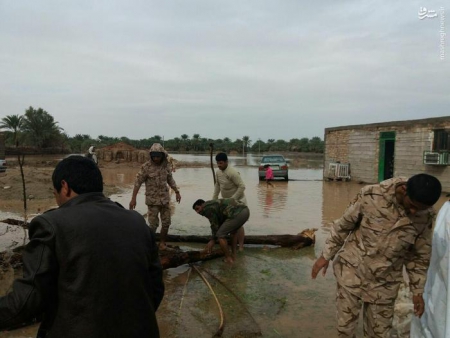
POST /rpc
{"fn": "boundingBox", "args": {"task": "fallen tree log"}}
[159,248,224,269]
[0,245,224,271]
[156,228,316,250]
[1,219,316,270]
[1,218,316,249]
[0,218,28,228]
[0,247,225,271]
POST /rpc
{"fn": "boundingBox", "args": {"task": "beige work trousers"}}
[336,283,395,338]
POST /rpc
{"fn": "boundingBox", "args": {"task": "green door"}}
[378,132,396,182]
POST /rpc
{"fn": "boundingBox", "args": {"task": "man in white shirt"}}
[212,152,248,252]
[411,199,450,338]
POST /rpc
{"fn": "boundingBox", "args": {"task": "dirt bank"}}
[0,160,136,214]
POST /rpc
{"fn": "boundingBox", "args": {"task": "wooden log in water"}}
[0,218,28,228]
[0,246,24,271]
[1,218,316,270]
[1,218,316,249]
[159,249,223,269]
[0,245,223,271]
[156,228,316,250]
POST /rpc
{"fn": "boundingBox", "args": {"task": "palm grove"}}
[1,107,324,154]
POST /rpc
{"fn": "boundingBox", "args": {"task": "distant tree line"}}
[1,107,324,154]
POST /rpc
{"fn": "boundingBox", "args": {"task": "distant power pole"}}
[162,136,164,147]
[0,133,5,159]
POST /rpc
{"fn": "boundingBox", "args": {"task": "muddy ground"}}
[0,158,208,214]
[0,159,137,214]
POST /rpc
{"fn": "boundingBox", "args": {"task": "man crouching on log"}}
[193,198,250,264]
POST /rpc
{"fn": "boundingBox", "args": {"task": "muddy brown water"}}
[0,154,448,337]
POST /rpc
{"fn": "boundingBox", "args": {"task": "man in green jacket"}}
[193,198,250,263]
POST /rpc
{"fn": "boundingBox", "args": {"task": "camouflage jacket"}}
[134,143,179,206]
[322,177,434,303]
[200,199,248,239]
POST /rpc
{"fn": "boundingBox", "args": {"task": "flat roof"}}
[325,116,450,133]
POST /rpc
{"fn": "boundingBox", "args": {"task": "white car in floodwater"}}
[258,155,289,181]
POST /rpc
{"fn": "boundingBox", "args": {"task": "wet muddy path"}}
[0,154,448,337]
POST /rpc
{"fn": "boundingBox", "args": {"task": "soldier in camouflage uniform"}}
[311,174,442,338]
[129,143,181,250]
[193,198,250,264]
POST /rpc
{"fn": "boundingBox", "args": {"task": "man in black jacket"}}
[0,156,164,338]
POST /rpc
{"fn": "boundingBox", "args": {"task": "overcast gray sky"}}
[0,0,448,142]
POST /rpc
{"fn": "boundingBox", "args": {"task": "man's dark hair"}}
[215,152,228,162]
[192,199,205,209]
[407,173,442,206]
[53,156,103,194]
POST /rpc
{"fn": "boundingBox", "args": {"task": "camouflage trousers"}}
[147,205,171,232]
[336,282,395,338]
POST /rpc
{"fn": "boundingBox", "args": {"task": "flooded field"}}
[0,154,448,337]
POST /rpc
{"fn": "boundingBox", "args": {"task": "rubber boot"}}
[159,227,169,250]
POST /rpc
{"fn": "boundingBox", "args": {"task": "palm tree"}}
[181,134,190,151]
[274,139,288,151]
[171,137,180,151]
[267,139,275,151]
[192,134,200,151]
[121,136,131,144]
[0,114,23,147]
[242,135,251,154]
[222,137,231,152]
[21,107,63,148]
[299,137,310,152]
[309,136,324,153]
